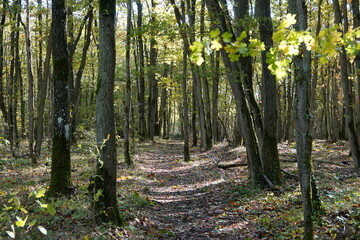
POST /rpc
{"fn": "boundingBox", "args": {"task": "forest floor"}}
[0,136,359,239]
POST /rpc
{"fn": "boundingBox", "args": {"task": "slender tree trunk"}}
[71,5,93,143]
[49,0,73,195]
[136,0,146,142]
[36,0,43,100]
[35,34,51,158]
[170,0,190,161]
[19,64,25,137]
[192,81,197,146]
[0,0,7,125]
[211,51,220,143]
[187,0,209,150]
[333,0,360,169]
[288,0,321,238]
[8,0,21,155]
[147,0,158,141]
[94,0,125,225]
[352,0,360,103]
[24,0,36,164]
[200,0,212,148]
[310,0,323,134]
[124,0,133,165]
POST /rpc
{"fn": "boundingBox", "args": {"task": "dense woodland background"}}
[0,0,359,239]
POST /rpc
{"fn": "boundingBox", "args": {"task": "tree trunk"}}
[8,0,21,156]
[187,0,209,151]
[136,0,146,142]
[147,0,158,141]
[206,0,265,187]
[124,0,133,165]
[94,0,125,225]
[310,0,323,137]
[24,0,36,164]
[255,0,281,185]
[211,51,220,143]
[71,5,93,143]
[333,0,360,169]
[289,0,321,238]
[192,80,197,146]
[200,0,212,148]
[35,34,51,158]
[0,0,7,125]
[170,0,191,161]
[49,0,73,195]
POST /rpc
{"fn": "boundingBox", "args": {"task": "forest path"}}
[133,139,250,239]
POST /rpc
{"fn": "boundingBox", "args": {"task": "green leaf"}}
[189,41,203,53]
[20,207,28,214]
[37,226,47,235]
[29,220,37,228]
[283,14,296,28]
[210,28,221,38]
[319,57,328,64]
[236,31,247,42]
[238,43,249,56]
[222,32,233,43]
[228,53,240,62]
[211,40,222,51]
[47,204,56,216]
[15,216,28,227]
[196,56,204,66]
[36,188,46,198]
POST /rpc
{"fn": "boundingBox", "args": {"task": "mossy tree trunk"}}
[94,0,125,226]
[288,0,321,238]
[49,0,73,195]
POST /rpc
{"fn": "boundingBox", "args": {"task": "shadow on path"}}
[134,140,249,239]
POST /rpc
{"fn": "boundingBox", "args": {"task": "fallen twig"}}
[281,169,299,180]
[281,159,349,167]
[217,161,247,169]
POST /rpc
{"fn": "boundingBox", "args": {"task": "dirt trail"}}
[134,140,249,239]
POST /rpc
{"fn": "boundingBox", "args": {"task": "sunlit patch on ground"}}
[0,137,359,239]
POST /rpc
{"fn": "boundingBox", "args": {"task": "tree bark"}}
[124,0,133,165]
[71,5,93,143]
[49,0,73,195]
[255,0,281,185]
[200,0,212,148]
[187,0,210,151]
[206,0,265,187]
[136,0,146,142]
[24,0,36,164]
[333,0,360,169]
[288,0,321,238]
[170,0,191,162]
[0,0,7,125]
[94,0,125,225]
[211,51,220,143]
[147,0,158,141]
[35,34,51,159]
